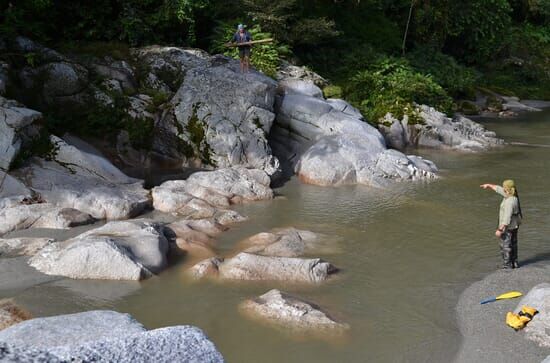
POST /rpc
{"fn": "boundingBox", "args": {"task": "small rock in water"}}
[0,299,32,331]
[239,289,349,336]
[166,218,227,258]
[239,227,333,257]
[190,252,337,284]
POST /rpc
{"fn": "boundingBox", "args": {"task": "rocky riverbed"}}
[1,36,548,361]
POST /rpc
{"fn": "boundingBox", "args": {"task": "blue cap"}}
[238,24,244,30]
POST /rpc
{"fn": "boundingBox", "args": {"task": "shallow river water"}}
[2,109,550,362]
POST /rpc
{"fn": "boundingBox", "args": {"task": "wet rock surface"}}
[190,252,337,283]
[239,227,330,257]
[240,289,349,335]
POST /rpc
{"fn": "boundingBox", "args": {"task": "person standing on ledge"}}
[232,24,252,73]
[481,180,523,269]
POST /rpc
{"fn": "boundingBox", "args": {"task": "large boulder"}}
[239,227,330,257]
[0,310,224,363]
[0,202,94,235]
[0,310,145,348]
[157,56,279,174]
[190,253,337,283]
[28,219,169,280]
[379,105,504,151]
[270,86,437,186]
[0,97,42,170]
[276,61,328,87]
[132,46,209,93]
[15,136,151,220]
[514,283,550,348]
[239,289,349,335]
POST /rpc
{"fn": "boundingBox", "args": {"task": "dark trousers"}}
[500,229,519,268]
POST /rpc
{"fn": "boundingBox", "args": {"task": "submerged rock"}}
[0,237,54,257]
[15,136,151,220]
[29,220,168,280]
[166,218,227,257]
[239,289,349,335]
[190,253,337,283]
[239,227,327,257]
[0,299,32,331]
[0,310,224,363]
[270,86,437,187]
[514,283,550,348]
[0,203,94,235]
[379,105,504,151]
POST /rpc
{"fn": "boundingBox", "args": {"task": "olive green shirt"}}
[495,186,521,229]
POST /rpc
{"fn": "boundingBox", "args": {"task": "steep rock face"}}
[270,85,438,187]
[14,136,151,220]
[379,105,504,151]
[28,220,168,280]
[0,97,42,171]
[239,289,349,335]
[158,56,279,174]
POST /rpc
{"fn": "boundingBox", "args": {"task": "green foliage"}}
[323,85,343,99]
[10,128,57,170]
[211,23,290,77]
[346,57,453,123]
[407,48,479,99]
[186,104,215,166]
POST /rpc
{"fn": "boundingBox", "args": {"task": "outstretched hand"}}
[480,184,493,190]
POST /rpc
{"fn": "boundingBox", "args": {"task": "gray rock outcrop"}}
[379,105,504,151]
[270,81,437,187]
[0,310,225,362]
[190,252,337,283]
[29,219,169,280]
[158,56,279,174]
[152,167,271,221]
[239,289,349,335]
[15,136,151,220]
[0,97,42,171]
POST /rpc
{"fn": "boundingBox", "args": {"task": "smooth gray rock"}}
[0,97,42,170]
[240,289,349,334]
[15,136,151,220]
[239,227,326,257]
[379,105,503,151]
[0,237,54,257]
[29,219,168,280]
[159,56,279,174]
[0,203,94,235]
[514,283,550,348]
[276,61,328,87]
[271,93,437,186]
[278,79,323,98]
[0,173,32,199]
[326,98,364,120]
[0,310,145,348]
[152,167,271,219]
[191,252,337,283]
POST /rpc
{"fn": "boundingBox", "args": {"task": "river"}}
[2,109,550,362]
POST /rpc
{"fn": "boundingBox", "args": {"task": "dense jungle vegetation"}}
[1,0,549,122]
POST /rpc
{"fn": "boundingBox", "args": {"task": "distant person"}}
[232,24,252,73]
[480,180,523,269]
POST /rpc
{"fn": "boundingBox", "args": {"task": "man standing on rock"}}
[232,24,252,73]
[480,180,523,269]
